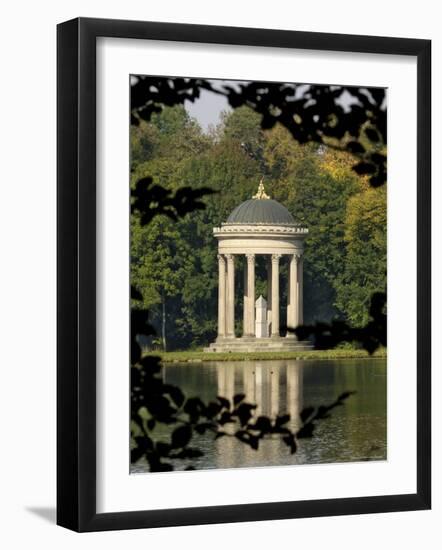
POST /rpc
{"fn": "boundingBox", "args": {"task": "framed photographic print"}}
[57,17,431,531]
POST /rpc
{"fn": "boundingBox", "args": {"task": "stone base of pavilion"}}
[203,336,313,353]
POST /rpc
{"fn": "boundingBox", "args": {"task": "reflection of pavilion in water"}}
[216,361,303,469]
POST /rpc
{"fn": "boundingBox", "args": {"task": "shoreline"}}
[143,348,387,363]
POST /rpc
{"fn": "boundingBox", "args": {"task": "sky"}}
[184,79,244,131]
[185,88,231,131]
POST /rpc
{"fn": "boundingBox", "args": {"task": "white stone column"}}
[217,254,226,338]
[246,253,255,336]
[243,258,248,337]
[297,253,304,326]
[267,257,272,336]
[271,254,281,338]
[287,254,299,335]
[254,364,263,416]
[226,254,235,338]
[270,364,280,417]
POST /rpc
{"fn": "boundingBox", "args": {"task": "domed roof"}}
[226,181,296,225]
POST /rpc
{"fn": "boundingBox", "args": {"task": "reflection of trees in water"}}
[298,360,386,463]
[216,361,303,420]
[131,359,384,472]
[215,361,304,469]
[211,360,386,469]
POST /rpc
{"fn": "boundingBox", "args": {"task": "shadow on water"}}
[132,358,387,473]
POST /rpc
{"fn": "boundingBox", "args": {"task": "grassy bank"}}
[143,348,387,363]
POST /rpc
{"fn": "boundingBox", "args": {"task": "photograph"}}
[129,76,387,473]
[0,0,434,542]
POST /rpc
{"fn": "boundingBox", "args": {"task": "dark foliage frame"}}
[57,17,431,532]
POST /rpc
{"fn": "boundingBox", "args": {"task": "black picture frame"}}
[57,17,431,532]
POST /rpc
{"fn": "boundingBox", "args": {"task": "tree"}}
[131,214,193,350]
[131,77,387,187]
[263,125,363,323]
[335,185,387,326]
[130,120,159,168]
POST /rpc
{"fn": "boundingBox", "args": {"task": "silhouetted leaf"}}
[315,404,336,419]
[150,461,173,472]
[353,161,376,175]
[297,423,315,439]
[275,414,290,427]
[282,434,297,454]
[233,393,246,406]
[205,401,222,418]
[338,391,356,401]
[156,442,171,456]
[131,447,145,463]
[138,355,162,374]
[195,422,214,435]
[300,407,315,423]
[347,141,365,154]
[235,403,257,426]
[183,397,205,422]
[217,396,230,409]
[235,430,259,450]
[164,384,185,408]
[365,127,380,142]
[219,411,233,425]
[171,425,192,448]
[252,416,272,433]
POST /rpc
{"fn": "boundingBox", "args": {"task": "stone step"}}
[203,338,313,353]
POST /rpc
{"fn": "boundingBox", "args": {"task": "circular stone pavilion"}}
[205,181,313,352]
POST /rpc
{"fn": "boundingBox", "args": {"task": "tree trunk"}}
[161,292,167,351]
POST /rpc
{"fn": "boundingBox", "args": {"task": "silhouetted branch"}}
[131,77,387,186]
[292,291,386,354]
[131,176,216,226]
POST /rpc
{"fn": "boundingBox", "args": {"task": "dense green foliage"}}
[131,105,387,351]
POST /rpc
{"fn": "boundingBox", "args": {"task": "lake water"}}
[132,358,386,472]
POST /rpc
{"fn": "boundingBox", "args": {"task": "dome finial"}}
[252,177,270,200]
